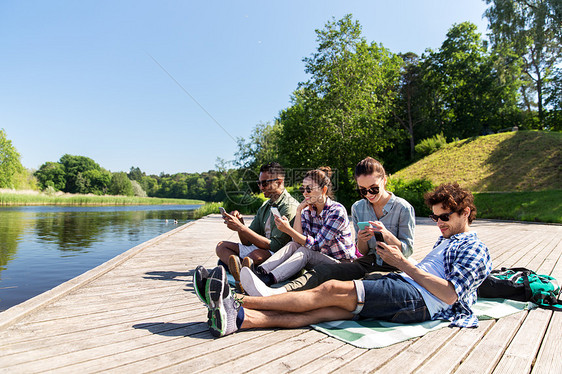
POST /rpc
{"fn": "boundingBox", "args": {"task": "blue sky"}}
[0,1,489,175]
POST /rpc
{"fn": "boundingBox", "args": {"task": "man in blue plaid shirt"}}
[196,183,492,337]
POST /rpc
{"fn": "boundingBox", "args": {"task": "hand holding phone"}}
[357,221,371,230]
[270,207,282,218]
[373,231,385,243]
[219,207,227,218]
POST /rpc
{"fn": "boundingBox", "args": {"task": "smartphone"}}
[219,207,227,217]
[374,231,385,243]
[270,207,282,218]
[357,221,371,230]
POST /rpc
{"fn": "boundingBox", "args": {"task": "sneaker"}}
[240,267,287,297]
[193,265,210,306]
[206,266,243,337]
[228,255,244,293]
[205,265,230,310]
[207,291,243,337]
[242,256,254,272]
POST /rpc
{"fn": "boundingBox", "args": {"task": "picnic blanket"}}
[311,298,535,349]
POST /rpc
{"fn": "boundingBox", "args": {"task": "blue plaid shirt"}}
[301,198,356,261]
[429,231,492,327]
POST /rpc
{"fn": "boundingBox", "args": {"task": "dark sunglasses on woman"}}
[299,185,313,194]
[357,186,380,196]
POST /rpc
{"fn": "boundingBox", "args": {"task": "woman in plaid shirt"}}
[239,167,356,289]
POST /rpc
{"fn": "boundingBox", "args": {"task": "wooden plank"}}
[327,340,414,374]
[492,308,551,374]
[455,312,526,374]
[150,329,312,373]
[47,329,278,374]
[532,311,562,374]
[289,342,364,374]
[414,320,494,373]
[367,327,460,374]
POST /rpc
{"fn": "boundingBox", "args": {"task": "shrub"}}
[222,193,268,215]
[387,177,434,216]
[131,180,147,197]
[415,133,447,158]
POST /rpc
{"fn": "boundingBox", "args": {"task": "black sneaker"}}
[205,265,230,310]
[193,265,210,306]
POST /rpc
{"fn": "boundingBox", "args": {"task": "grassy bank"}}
[0,191,204,206]
[474,190,562,224]
[393,131,561,192]
[191,202,224,219]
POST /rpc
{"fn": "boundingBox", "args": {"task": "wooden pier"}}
[0,215,561,373]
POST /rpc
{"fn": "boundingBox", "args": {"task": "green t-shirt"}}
[248,189,299,252]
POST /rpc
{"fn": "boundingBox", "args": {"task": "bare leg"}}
[240,280,358,313]
[216,241,240,264]
[242,307,353,329]
[247,248,272,266]
[216,241,272,265]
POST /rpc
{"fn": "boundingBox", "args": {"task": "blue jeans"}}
[355,273,430,324]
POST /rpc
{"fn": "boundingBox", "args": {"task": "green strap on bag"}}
[478,267,562,311]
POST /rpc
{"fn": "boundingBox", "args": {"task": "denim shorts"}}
[353,273,430,324]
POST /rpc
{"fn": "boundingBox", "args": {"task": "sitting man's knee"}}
[216,241,233,256]
[317,279,345,294]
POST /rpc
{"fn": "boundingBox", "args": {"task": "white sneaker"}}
[240,267,286,297]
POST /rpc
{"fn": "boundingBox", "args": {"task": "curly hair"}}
[424,183,477,223]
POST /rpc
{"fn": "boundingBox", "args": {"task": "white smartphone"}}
[270,207,281,218]
[219,207,227,217]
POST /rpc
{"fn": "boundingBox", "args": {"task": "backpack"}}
[477,267,562,311]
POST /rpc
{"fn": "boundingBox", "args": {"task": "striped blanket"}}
[311,298,534,349]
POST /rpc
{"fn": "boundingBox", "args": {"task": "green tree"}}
[35,161,66,190]
[391,52,425,159]
[128,166,144,182]
[59,154,103,193]
[235,121,284,170]
[278,15,403,203]
[79,168,112,195]
[420,22,520,139]
[110,172,134,196]
[484,0,562,127]
[0,129,24,189]
[141,175,159,196]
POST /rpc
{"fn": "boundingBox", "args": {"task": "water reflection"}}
[0,205,199,311]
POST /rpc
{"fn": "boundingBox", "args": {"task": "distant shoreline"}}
[0,189,204,206]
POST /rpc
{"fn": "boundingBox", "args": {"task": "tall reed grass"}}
[0,191,204,206]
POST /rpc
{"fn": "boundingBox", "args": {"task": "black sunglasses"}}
[429,212,455,222]
[299,185,314,194]
[357,186,380,196]
[256,178,279,187]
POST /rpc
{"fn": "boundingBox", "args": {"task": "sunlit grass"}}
[191,202,224,219]
[474,190,562,223]
[0,191,204,206]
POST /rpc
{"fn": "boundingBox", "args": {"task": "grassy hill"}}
[393,131,561,192]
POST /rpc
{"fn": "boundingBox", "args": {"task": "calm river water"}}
[0,204,201,311]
